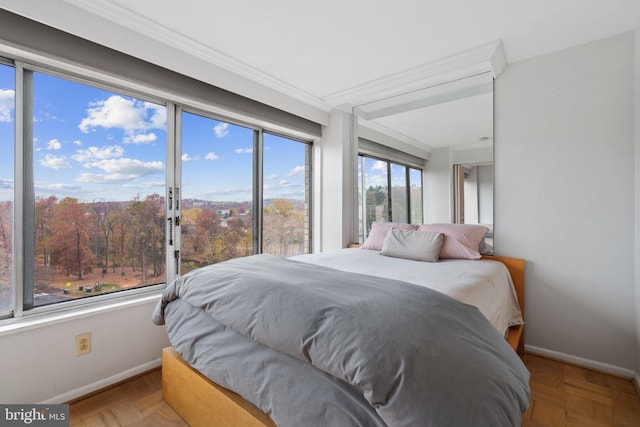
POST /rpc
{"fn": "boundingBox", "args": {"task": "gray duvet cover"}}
[153,254,530,427]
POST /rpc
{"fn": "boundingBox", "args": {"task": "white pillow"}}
[380,229,444,262]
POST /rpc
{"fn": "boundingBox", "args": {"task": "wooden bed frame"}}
[162,255,525,427]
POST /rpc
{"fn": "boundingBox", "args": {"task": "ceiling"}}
[0,0,638,148]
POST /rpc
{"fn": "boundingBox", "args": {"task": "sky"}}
[0,65,308,204]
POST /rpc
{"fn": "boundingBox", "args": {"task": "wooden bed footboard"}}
[162,347,275,427]
[161,255,525,426]
[483,255,525,355]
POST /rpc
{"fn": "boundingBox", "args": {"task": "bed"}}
[152,244,529,427]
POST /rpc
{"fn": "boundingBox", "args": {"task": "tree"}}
[365,186,388,233]
[111,208,131,276]
[91,201,115,273]
[196,208,220,263]
[34,196,57,268]
[127,194,165,284]
[265,198,294,217]
[48,197,96,280]
[0,201,11,248]
[263,199,303,256]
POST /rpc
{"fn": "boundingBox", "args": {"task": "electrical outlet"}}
[75,333,91,356]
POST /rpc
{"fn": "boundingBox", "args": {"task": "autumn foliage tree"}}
[34,195,57,268]
[48,197,96,280]
[263,198,304,256]
[127,194,165,284]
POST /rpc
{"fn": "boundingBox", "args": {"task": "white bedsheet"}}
[290,248,523,337]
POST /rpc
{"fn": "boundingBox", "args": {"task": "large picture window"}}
[180,112,254,273]
[30,71,167,307]
[358,154,423,242]
[262,132,310,257]
[2,55,313,319]
[179,113,311,276]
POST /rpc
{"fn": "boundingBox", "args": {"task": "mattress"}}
[290,247,523,336]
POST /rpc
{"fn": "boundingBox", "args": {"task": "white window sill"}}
[0,289,164,337]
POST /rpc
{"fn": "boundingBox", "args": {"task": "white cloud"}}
[125,132,157,144]
[78,95,166,143]
[76,158,163,183]
[205,152,219,160]
[182,153,198,162]
[367,174,388,187]
[235,147,253,154]
[279,179,289,186]
[87,158,163,174]
[287,165,305,177]
[40,154,71,170]
[0,178,13,190]
[266,173,278,180]
[35,182,83,194]
[0,89,14,122]
[124,180,165,190]
[72,145,124,163]
[145,102,167,129]
[47,139,62,150]
[73,140,83,146]
[213,122,230,138]
[371,160,387,172]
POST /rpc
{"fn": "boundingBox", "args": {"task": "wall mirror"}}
[353,71,494,252]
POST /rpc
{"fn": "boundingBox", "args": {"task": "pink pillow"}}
[361,222,418,251]
[418,224,489,260]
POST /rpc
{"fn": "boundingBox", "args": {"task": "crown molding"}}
[357,119,431,159]
[324,39,506,109]
[62,0,331,113]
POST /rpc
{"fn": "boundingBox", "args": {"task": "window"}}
[179,114,311,276]
[262,133,311,257]
[358,154,423,241]
[29,71,167,308]
[0,62,14,317]
[390,163,408,223]
[2,49,314,319]
[180,112,254,272]
[409,168,423,224]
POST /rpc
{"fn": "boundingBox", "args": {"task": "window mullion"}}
[16,64,35,313]
[166,103,179,284]
[405,166,411,223]
[386,162,392,221]
[253,129,263,254]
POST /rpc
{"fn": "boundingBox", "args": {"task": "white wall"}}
[495,32,637,372]
[478,164,493,225]
[424,145,494,225]
[0,298,170,403]
[319,109,356,250]
[424,147,453,223]
[635,24,640,380]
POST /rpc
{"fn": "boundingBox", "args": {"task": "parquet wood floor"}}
[523,353,640,427]
[68,369,186,427]
[68,354,640,426]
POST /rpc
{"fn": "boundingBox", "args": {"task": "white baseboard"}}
[39,358,162,404]
[525,344,635,379]
[634,372,640,395]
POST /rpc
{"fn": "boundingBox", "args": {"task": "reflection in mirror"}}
[453,163,493,225]
[353,71,494,252]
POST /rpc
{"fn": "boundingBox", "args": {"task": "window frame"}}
[1,47,315,321]
[357,153,423,242]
